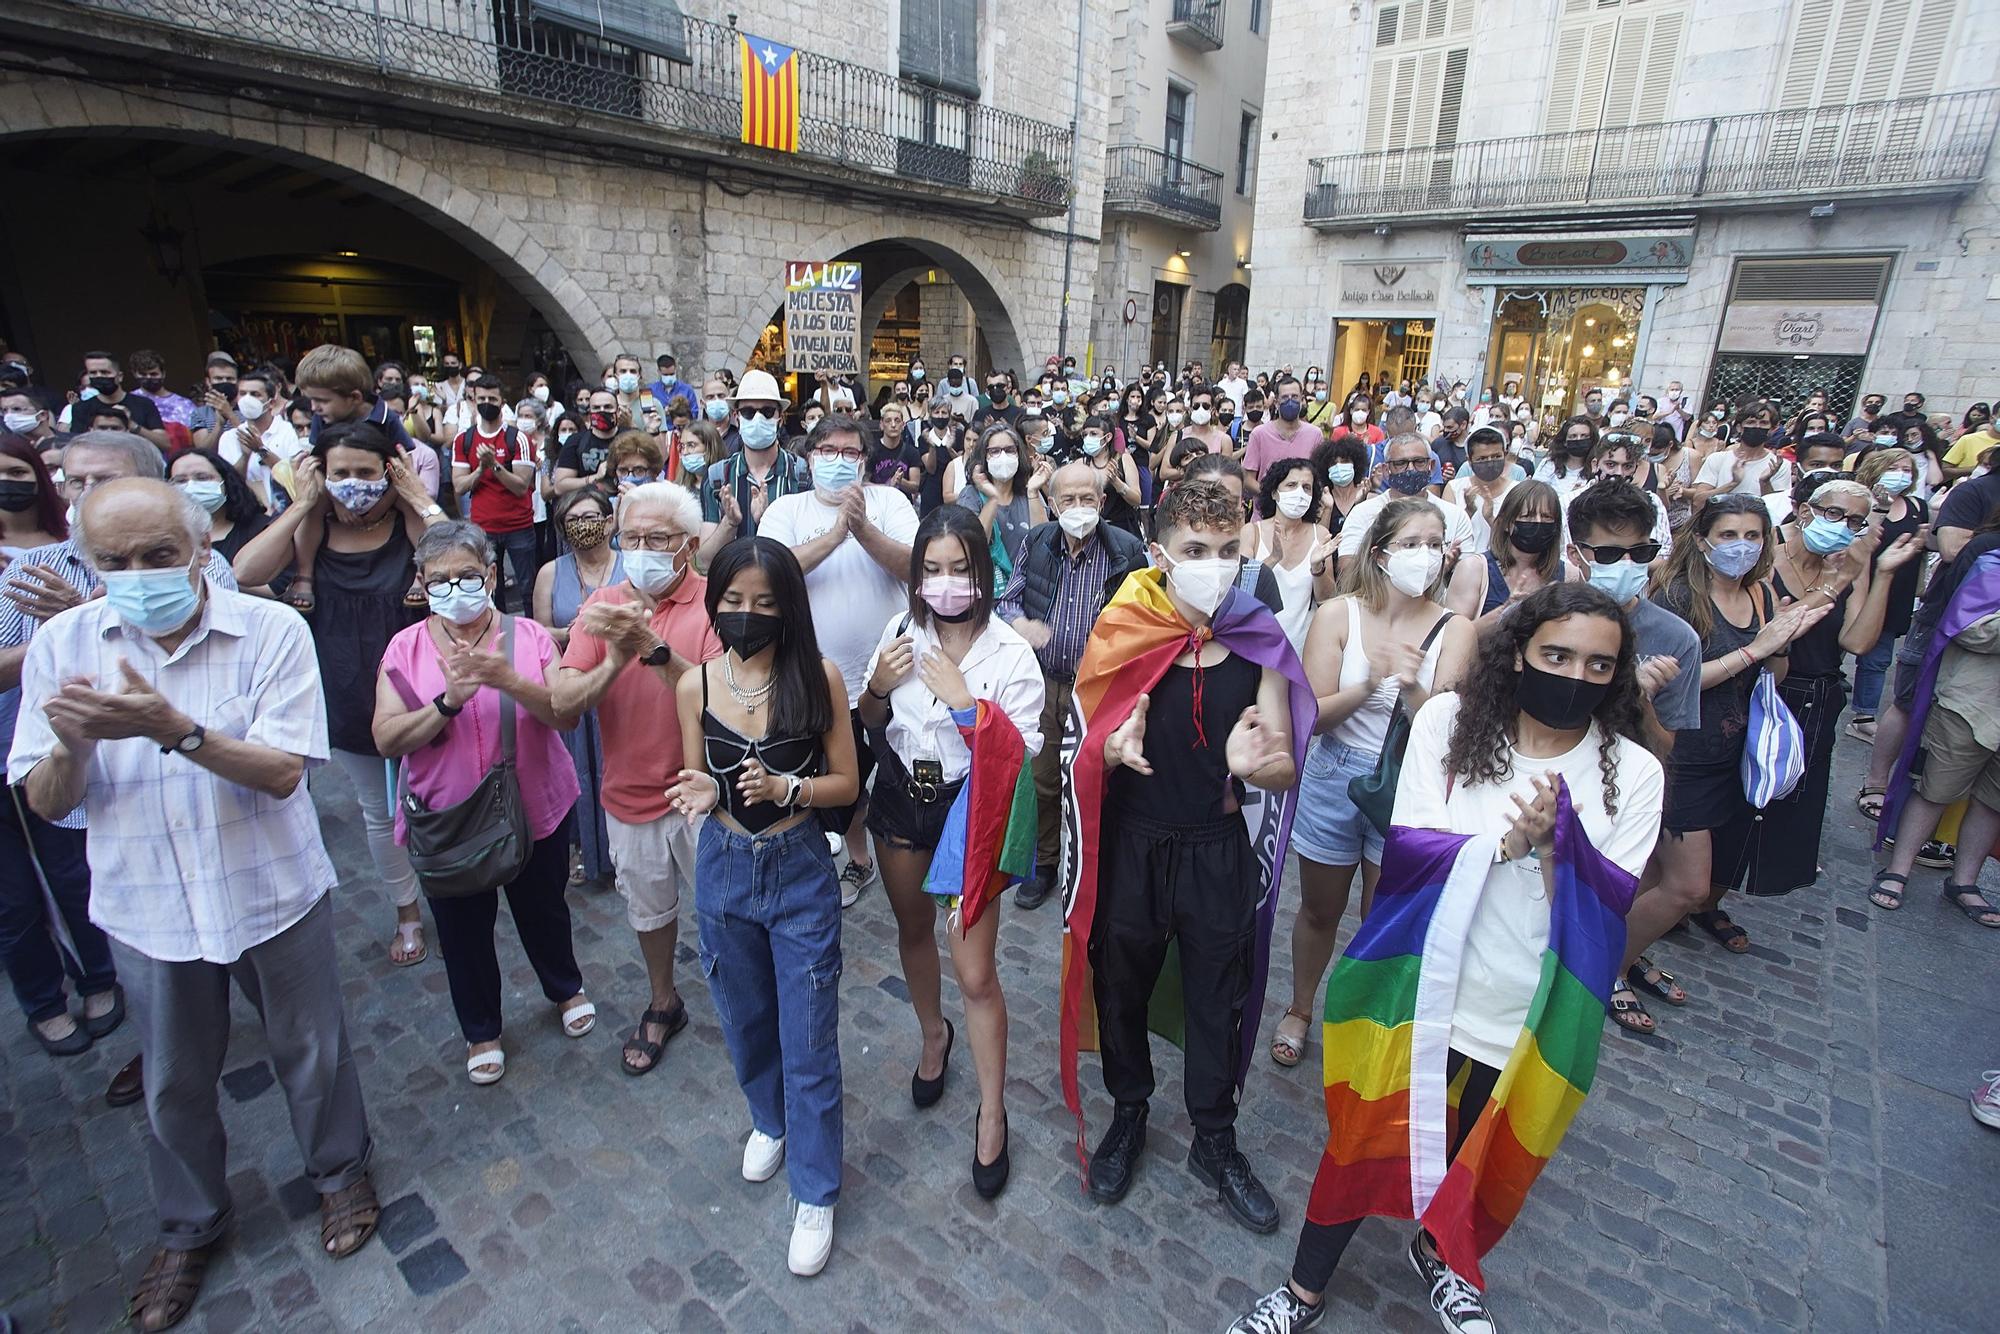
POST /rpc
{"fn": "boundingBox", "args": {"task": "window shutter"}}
[529,0,689,62]
[1450,0,1473,35]
[1376,4,1400,46]
[1897,0,1953,96]
[900,0,978,98]
[1429,46,1468,192]
[1425,0,1448,39]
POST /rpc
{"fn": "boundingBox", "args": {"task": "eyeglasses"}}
[1575,541,1662,565]
[812,446,866,463]
[1381,537,1445,553]
[423,574,486,596]
[1805,502,1869,532]
[611,530,692,552]
[737,404,780,420]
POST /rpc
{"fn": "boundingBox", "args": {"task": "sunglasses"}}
[1574,541,1662,565]
[737,404,780,419]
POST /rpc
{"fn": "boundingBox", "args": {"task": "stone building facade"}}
[1246,0,2000,422]
[2,0,1118,388]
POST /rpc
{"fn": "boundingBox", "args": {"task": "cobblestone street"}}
[3,731,1996,1333]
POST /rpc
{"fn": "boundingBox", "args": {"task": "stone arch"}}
[726,219,1033,381]
[855,263,933,366]
[0,76,623,369]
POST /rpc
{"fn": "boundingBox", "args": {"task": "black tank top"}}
[1108,650,1262,824]
[700,665,825,834]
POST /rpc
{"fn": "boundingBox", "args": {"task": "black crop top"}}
[701,666,825,834]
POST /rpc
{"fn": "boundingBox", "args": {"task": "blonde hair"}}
[1854,447,1914,491]
[1807,478,1872,511]
[1341,497,1448,608]
[295,344,371,396]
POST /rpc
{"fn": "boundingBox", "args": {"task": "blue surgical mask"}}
[680,449,707,473]
[1586,558,1650,605]
[1080,434,1105,457]
[101,561,201,635]
[738,414,779,450]
[1877,471,1912,495]
[1802,515,1858,555]
[427,582,490,625]
[617,372,640,395]
[703,399,730,423]
[1327,462,1356,486]
[182,480,227,513]
[328,478,390,513]
[1701,537,1763,579]
[812,455,859,492]
[621,549,680,596]
[661,372,677,387]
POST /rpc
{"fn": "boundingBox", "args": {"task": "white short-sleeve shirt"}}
[756,484,920,707]
[1336,491,1477,560]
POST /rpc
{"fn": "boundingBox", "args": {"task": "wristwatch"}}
[420,504,444,519]
[160,724,206,756]
[640,640,672,667]
[433,692,464,718]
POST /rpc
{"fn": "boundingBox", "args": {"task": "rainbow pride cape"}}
[1058,569,1315,1176]
[1305,781,1634,1289]
[921,700,1038,934]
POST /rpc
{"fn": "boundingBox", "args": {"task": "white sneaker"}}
[742,1129,785,1183]
[788,1200,834,1276]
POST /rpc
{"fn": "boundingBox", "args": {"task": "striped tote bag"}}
[1740,669,1805,808]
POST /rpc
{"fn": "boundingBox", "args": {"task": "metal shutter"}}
[900,0,979,98]
[1727,256,1894,303]
[528,0,688,62]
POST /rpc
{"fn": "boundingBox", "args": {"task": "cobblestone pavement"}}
[3,731,1996,1333]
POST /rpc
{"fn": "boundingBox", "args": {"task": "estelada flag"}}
[738,33,799,153]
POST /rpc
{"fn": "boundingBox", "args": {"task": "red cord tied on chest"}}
[1185,626,1210,749]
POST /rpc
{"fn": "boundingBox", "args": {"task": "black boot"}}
[1188,1128,1279,1234]
[1087,1101,1148,1203]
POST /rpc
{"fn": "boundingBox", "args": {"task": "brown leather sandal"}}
[319,1176,381,1259]
[130,1243,212,1332]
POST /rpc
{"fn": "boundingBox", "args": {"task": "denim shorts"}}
[1289,736,1386,868]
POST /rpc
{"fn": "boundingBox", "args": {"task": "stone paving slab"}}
[2,732,1995,1332]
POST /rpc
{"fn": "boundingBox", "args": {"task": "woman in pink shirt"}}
[373,521,589,1086]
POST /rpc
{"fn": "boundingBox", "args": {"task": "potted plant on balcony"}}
[1018,149,1068,205]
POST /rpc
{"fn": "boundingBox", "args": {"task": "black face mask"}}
[1564,437,1593,456]
[476,401,502,423]
[211,381,238,400]
[0,479,40,512]
[1510,520,1559,554]
[1470,457,1507,482]
[714,611,783,658]
[1516,660,1610,732]
[1738,426,1771,447]
[135,377,164,394]
[86,376,118,396]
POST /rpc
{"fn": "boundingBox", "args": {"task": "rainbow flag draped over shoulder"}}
[921,700,1037,935]
[1306,781,1634,1289]
[738,33,800,153]
[1058,569,1315,1177]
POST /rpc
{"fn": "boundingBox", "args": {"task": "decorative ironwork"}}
[1304,88,2000,227]
[1103,144,1223,230]
[1167,0,1224,52]
[47,0,1073,213]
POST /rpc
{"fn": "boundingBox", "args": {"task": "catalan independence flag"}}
[1305,785,1634,1289]
[921,701,1037,934]
[739,33,799,153]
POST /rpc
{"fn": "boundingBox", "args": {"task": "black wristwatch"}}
[433,692,464,718]
[160,724,205,756]
[640,641,672,667]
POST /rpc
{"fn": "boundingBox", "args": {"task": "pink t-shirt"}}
[381,615,580,845]
[1243,421,1325,476]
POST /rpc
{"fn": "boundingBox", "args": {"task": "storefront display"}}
[1486,286,1646,419]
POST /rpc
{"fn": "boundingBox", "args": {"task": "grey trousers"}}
[113,895,372,1250]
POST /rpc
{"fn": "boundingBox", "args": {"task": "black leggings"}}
[1291,1050,1501,1294]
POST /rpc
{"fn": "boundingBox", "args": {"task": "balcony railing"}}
[1167,0,1224,52]
[45,0,1074,214]
[1303,88,2000,228]
[1103,144,1224,229]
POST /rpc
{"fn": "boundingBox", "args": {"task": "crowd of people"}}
[0,338,1996,1333]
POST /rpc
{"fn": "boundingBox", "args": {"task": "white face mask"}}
[987,452,1020,482]
[1166,412,1185,427]
[1058,504,1100,539]
[531,385,550,402]
[236,394,267,421]
[1158,550,1237,617]
[1350,410,1368,425]
[1381,546,1443,598]
[1275,488,1312,520]
[1189,408,1211,426]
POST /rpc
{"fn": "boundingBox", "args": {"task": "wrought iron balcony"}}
[1302,88,2000,228]
[1167,0,1225,52]
[1103,144,1224,230]
[36,0,1074,216]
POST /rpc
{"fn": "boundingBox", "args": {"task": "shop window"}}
[1484,287,1647,421]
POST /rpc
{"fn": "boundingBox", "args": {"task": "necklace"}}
[337,503,392,533]
[724,653,775,711]
[440,613,494,653]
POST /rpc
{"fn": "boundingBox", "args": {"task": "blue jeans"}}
[0,785,113,1024]
[695,817,844,1207]
[488,527,540,612]
[1853,633,1896,716]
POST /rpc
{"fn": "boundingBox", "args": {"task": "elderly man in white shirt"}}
[9,478,378,1333]
[1337,432,1477,567]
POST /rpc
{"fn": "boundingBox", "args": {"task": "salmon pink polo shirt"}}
[560,574,723,824]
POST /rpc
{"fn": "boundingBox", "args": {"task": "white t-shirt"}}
[1216,376,1250,412]
[1336,491,1477,560]
[1392,692,1664,1068]
[1532,459,1593,500]
[756,485,920,707]
[216,414,305,496]
[1696,448,1794,498]
[1440,476,1518,556]
[864,613,1045,783]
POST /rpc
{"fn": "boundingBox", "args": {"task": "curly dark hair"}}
[1253,455,1323,522]
[1441,582,1653,815]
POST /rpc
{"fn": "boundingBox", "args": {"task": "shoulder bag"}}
[1347,610,1455,835]
[400,615,532,898]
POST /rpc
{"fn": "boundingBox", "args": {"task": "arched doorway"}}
[0,126,620,387]
[731,236,1031,402]
[1209,283,1249,375]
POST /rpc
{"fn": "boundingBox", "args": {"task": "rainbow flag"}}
[738,33,799,153]
[1305,782,1634,1289]
[922,701,1037,934]
[1058,568,1315,1178]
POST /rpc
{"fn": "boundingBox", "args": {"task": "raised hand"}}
[1635,654,1679,700]
[666,767,720,824]
[868,633,916,698]
[290,453,327,513]
[1874,531,1923,571]
[1103,694,1152,774]
[917,648,973,711]
[1506,773,1560,855]
[3,564,87,622]
[1224,704,1287,780]
[577,600,654,658]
